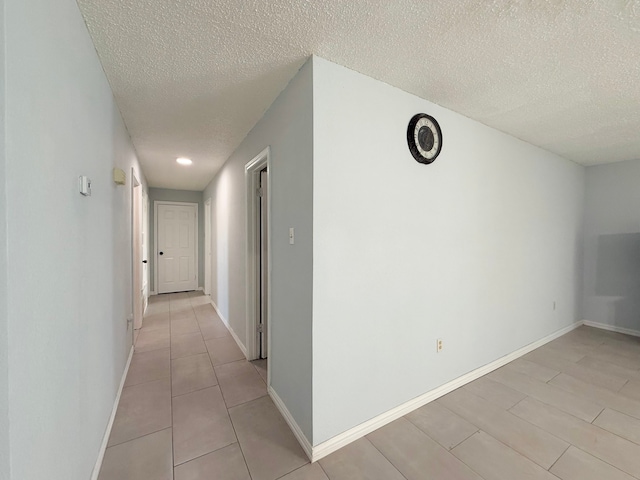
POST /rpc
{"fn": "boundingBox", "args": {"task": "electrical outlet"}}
[437,339,443,353]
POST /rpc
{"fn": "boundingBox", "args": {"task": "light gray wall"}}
[312,57,585,444]
[5,0,147,478]
[0,0,9,477]
[583,159,640,331]
[148,188,204,292]
[203,59,314,440]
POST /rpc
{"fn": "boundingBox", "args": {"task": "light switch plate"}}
[79,176,92,196]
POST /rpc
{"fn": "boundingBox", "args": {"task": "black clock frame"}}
[407,113,443,164]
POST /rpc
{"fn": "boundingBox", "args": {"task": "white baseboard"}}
[308,320,582,463]
[210,299,248,358]
[268,386,313,461]
[91,346,135,480]
[582,320,640,338]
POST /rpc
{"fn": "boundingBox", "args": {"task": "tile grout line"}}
[190,295,266,413]
[495,409,570,472]
[228,417,255,480]
[617,379,630,393]
[105,426,174,450]
[215,326,254,479]
[199,295,268,410]
[170,373,219,399]
[124,373,171,390]
[399,416,489,480]
[194,291,265,480]
[487,370,607,424]
[100,295,174,475]
[451,429,564,479]
[590,407,606,425]
[273,462,329,480]
[174,292,253,477]
[169,294,178,472]
[273,464,308,480]
[191,294,220,387]
[520,354,632,402]
[545,371,562,384]
[171,295,219,402]
[172,441,245,469]
[361,435,413,480]
[545,443,571,474]
[567,444,640,478]
[316,461,332,480]
[587,348,640,373]
[587,405,640,444]
[504,396,631,473]
[402,402,479,451]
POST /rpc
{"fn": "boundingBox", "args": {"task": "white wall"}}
[5,0,146,478]
[583,159,640,331]
[0,0,10,478]
[203,59,314,439]
[312,57,585,444]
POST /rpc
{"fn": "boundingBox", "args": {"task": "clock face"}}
[407,113,442,164]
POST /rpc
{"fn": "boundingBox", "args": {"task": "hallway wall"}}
[583,159,640,331]
[148,188,204,292]
[203,59,314,440]
[4,0,147,478]
[0,0,9,477]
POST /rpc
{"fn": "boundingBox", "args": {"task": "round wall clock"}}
[407,113,442,164]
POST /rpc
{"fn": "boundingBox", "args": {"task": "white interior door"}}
[157,203,198,294]
[204,198,212,296]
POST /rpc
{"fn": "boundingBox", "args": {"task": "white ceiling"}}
[77,0,640,191]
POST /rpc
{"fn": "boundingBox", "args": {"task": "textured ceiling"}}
[77,0,640,190]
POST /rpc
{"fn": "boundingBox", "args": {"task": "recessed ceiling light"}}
[176,157,192,165]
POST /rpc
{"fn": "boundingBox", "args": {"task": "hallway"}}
[98,291,310,480]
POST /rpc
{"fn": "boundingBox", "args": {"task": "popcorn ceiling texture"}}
[76,0,640,190]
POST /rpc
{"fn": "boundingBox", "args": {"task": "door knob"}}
[142,260,148,264]
[159,252,164,255]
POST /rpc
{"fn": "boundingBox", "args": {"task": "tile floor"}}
[99,294,640,479]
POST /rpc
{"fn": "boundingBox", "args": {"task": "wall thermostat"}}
[79,176,92,196]
[113,168,126,185]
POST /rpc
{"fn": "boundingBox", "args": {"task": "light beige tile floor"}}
[99,296,640,480]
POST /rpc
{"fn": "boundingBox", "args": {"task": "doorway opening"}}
[258,167,268,359]
[245,147,271,369]
[142,189,149,311]
[132,171,144,331]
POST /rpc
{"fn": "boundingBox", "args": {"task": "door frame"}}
[131,170,143,330]
[204,197,212,296]
[245,147,271,375]
[154,201,199,294]
[142,189,150,310]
